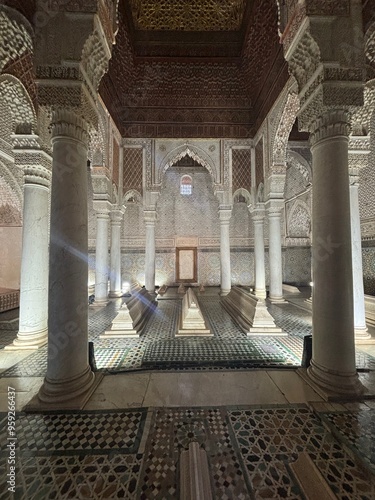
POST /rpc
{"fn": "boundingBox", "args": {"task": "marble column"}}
[144,210,157,293]
[268,206,284,302]
[94,206,110,305]
[109,207,124,297]
[308,110,363,396]
[349,173,370,340]
[219,208,232,296]
[252,207,266,299]
[37,109,99,408]
[6,164,51,350]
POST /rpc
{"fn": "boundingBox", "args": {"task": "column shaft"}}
[268,210,284,302]
[109,212,123,297]
[308,111,363,395]
[8,172,50,349]
[253,214,266,298]
[95,213,110,304]
[219,209,232,296]
[38,110,96,407]
[145,215,156,293]
[350,182,370,339]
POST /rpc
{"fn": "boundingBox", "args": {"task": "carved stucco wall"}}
[283,247,311,285]
[87,167,97,244]
[0,114,23,287]
[362,244,375,296]
[156,166,220,238]
[358,115,375,295]
[230,201,253,241]
[359,114,375,223]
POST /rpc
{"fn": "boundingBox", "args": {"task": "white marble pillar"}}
[252,207,266,299]
[268,206,284,302]
[144,210,157,293]
[349,172,370,341]
[109,207,124,297]
[6,163,51,350]
[37,109,98,408]
[219,208,232,296]
[94,208,110,305]
[308,110,363,396]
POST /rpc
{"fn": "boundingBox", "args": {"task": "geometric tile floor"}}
[1,289,375,376]
[2,290,375,498]
[1,405,375,499]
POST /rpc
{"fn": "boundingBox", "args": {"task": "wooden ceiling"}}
[100,0,289,138]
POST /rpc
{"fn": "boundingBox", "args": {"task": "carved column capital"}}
[218,207,232,223]
[11,134,52,187]
[111,205,125,223]
[144,210,157,225]
[93,200,112,218]
[50,109,91,146]
[310,110,351,147]
[251,203,265,223]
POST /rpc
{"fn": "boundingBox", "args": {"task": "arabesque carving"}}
[0,5,33,73]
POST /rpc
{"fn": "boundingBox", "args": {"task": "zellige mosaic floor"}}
[1,405,375,499]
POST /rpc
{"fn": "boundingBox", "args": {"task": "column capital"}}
[110,205,125,223]
[93,200,112,218]
[252,213,266,224]
[144,210,158,224]
[266,199,284,216]
[23,165,52,188]
[310,110,351,147]
[50,109,91,146]
[251,203,266,223]
[218,207,232,223]
[11,134,52,187]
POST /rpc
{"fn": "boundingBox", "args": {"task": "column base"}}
[90,298,109,307]
[25,366,103,411]
[109,291,122,298]
[5,329,48,350]
[220,289,231,296]
[254,289,267,299]
[304,359,365,400]
[269,295,286,304]
[354,326,374,344]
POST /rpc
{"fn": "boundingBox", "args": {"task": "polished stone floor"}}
[1,288,375,498]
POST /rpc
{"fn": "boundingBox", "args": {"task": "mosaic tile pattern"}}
[137,408,250,499]
[0,410,146,455]
[0,329,17,349]
[0,409,147,500]
[1,406,375,499]
[228,405,375,499]
[142,338,300,368]
[267,302,312,338]
[319,409,375,475]
[0,347,48,377]
[0,453,143,500]
[2,292,375,376]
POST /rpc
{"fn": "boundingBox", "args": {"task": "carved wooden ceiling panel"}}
[128,0,247,31]
[100,0,288,138]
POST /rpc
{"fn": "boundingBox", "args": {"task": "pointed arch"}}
[270,86,300,172]
[286,150,312,186]
[159,144,218,184]
[0,74,36,133]
[0,159,23,225]
[123,189,142,205]
[287,198,311,238]
[233,188,251,205]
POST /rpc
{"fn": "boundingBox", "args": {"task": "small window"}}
[180,175,192,195]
